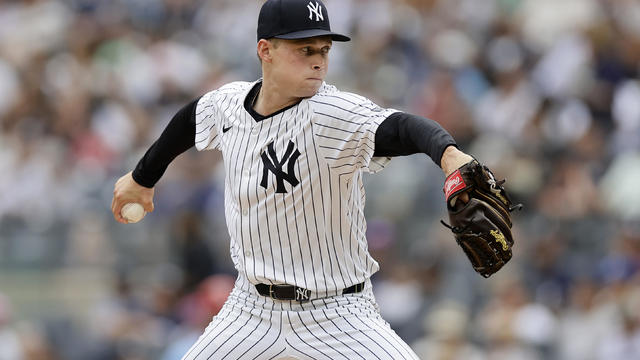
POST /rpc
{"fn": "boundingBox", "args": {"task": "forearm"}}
[374,112,457,167]
[132,97,200,188]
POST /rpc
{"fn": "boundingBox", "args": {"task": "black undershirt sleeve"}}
[374,112,457,167]
[132,97,201,188]
[132,104,454,187]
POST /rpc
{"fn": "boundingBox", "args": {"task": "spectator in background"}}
[412,300,485,360]
[161,275,234,360]
[1,0,640,358]
[169,211,218,293]
[0,294,23,360]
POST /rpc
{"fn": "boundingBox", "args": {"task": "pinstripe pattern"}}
[189,80,417,359]
[194,80,397,296]
[182,275,419,360]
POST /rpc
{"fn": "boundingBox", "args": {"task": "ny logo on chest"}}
[260,141,301,194]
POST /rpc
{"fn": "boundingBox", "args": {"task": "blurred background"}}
[1,0,640,359]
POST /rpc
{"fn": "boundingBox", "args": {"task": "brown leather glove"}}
[442,160,522,278]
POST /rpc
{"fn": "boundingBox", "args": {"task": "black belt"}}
[255,282,365,302]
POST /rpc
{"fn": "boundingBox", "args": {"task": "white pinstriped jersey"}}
[195,80,398,297]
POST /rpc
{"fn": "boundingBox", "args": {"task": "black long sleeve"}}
[131,97,201,188]
[374,112,457,167]
[132,104,454,188]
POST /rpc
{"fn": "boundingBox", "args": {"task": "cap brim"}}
[274,29,350,42]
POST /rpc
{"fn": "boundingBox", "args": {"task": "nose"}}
[312,61,326,72]
[311,55,326,71]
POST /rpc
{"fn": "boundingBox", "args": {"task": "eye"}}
[301,47,311,54]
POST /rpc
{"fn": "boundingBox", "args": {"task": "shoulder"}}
[198,81,255,107]
[309,82,390,116]
[215,81,255,95]
[195,80,255,123]
[312,82,362,104]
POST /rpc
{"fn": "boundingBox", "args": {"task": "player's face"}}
[270,36,332,98]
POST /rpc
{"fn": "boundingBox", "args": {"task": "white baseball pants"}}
[181,275,419,360]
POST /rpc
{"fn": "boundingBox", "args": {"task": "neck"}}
[253,79,300,116]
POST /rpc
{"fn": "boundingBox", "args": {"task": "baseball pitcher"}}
[112,0,519,358]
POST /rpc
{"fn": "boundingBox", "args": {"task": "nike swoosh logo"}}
[222,126,232,133]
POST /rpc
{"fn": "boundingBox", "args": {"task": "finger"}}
[111,187,121,215]
[143,202,154,213]
[115,205,129,224]
[112,193,128,224]
[449,192,470,208]
[113,202,123,223]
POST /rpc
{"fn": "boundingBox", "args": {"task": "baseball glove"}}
[441,160,522,278]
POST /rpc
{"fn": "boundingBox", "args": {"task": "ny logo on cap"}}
[307,1,324,21]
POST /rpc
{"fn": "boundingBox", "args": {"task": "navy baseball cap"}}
[257,0,350,42]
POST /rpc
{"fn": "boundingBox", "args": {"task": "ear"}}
[257,39,273,63]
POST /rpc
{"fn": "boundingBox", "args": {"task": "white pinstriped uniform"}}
[183,80,419,359]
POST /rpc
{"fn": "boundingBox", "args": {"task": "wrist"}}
[441,146,473,177]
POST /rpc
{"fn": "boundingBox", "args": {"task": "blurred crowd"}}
[1,0,640,359]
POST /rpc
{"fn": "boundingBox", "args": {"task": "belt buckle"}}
[269,284,276,300]
[294,287,311,302]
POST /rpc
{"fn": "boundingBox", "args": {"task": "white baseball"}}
[121,203,146,223]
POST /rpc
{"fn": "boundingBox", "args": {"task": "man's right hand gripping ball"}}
[112,171,155,224]
[442,160,522,278]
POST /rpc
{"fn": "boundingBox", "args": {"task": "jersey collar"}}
[244,80,305,122]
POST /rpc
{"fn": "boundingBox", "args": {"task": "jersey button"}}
[242,209,248,216]
[244,250,251,257]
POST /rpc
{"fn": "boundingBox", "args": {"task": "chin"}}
[304,90,320,98]
[298,82,323,98]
